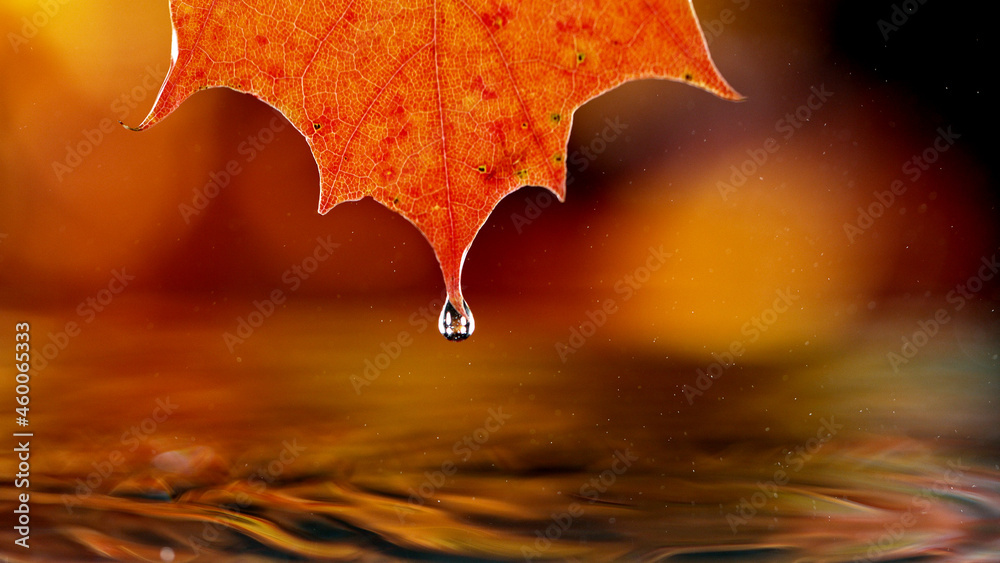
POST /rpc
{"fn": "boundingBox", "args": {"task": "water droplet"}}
[439,298,474,341]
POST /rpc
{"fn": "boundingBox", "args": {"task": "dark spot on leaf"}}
[393,197,400,205]
[477,165,487,173]
[553,153,563,163]
[577,52,586,64]
[550,113,561,123]
[684,73,693,81]
[521,121,528,129]
[313,123,322,130]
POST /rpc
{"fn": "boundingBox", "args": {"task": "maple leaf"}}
[130,0,740,340]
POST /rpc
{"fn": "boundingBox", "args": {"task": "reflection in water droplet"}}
[439,298,474,341]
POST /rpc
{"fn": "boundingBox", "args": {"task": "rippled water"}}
[2,297,998,562]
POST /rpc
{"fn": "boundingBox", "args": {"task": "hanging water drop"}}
[439,298,474,341]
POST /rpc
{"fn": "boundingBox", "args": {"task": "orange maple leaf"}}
[131,0,740,340]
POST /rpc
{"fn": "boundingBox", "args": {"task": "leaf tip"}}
[120,115,159,132]
[686,66,744,102]
[718,81,746,102]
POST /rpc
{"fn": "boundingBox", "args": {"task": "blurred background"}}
[1,0,998,561]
